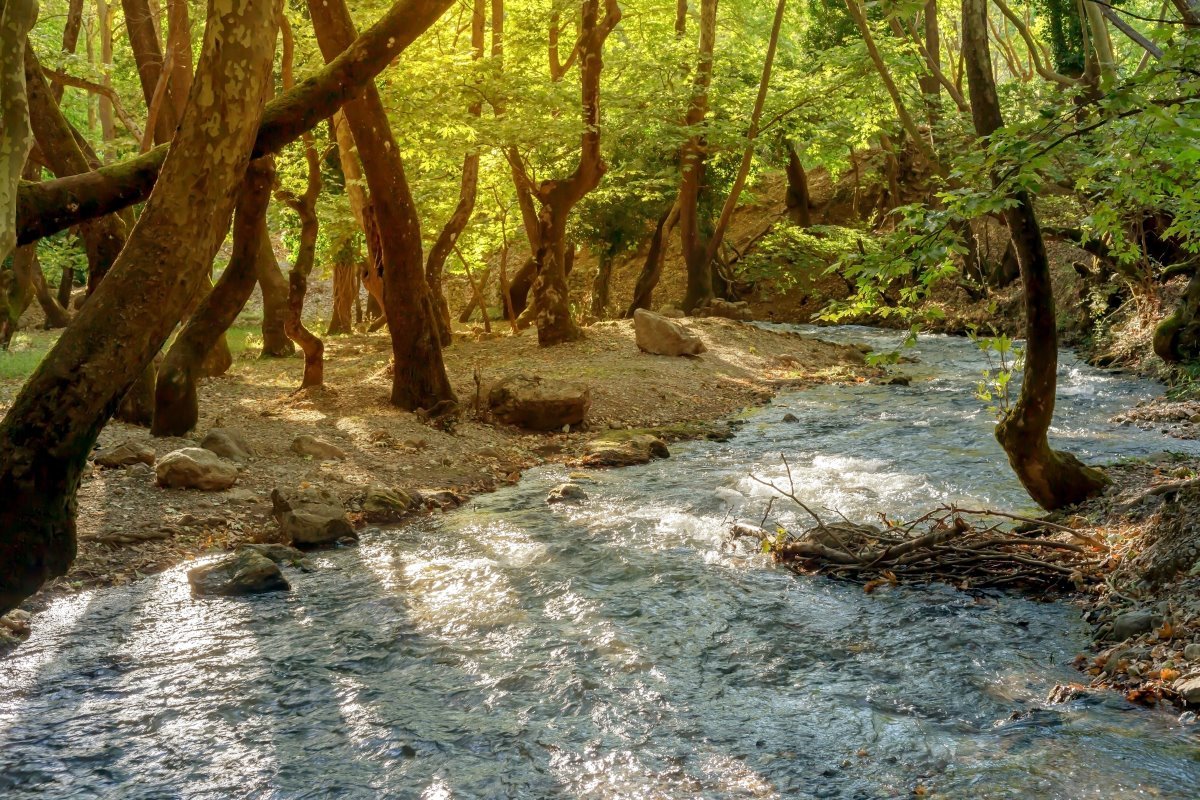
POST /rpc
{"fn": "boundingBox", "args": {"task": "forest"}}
[1,0,1199,796]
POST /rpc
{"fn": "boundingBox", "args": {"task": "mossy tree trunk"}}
[0,0,279,614]
[962,0,1108,510]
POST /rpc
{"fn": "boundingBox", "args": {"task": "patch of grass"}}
[225,323,263,359]
[0,332,57,381]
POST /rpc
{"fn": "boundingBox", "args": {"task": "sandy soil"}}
[1,317,868,611]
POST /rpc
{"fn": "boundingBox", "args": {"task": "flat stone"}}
[291,434,347,461]
[488,374,591,431]
[187,550,289,596]
[633,309,706,357]
[156,448,238,491]
[95,440,156,468]
[201,428,255,462]
[579,434,670,467]
[236,543,310,568]
[1109,609,1163,641]
[1175,676,1200,705]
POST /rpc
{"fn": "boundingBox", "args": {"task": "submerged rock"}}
[201,428,255,462]
[291,434,347,461]
[547,483,588,503]
[579,433,670,467]
[237,542,310,569]
[187,550,289,596]
[271,487,356,548]
[633,309,706,357]
[156,448,239,491]
[488,374,591,431]
[94,440,156,468]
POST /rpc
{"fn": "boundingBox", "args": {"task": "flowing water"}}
[3,326,1200,799]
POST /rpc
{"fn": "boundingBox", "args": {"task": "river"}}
[2,326,1199,798]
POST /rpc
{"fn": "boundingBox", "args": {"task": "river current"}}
[2,326,1199,798]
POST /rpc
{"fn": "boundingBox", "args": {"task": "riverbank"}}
[0,316,870,638]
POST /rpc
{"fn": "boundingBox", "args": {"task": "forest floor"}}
[0,315,869,621]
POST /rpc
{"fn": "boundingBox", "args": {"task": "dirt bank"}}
[0,317,869,621]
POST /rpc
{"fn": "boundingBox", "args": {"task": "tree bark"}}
[307,0,455,410]
[1153,268,1200,363]
[16,0,456,247]
[517,0,621,345]
[255,234,295,357]
[1,245,37,348]
[1,0,38,267]
[276,17,324,389]
[327,246,357,334]
[962,0,1108,510]
[153,159,275,436]
[331,111,386,316]
[784,142,811,227]
[121,0,180,144]
[0,0,279,615]
[679,0,717,313]
[24,49,128,292]
[626,200,679,316]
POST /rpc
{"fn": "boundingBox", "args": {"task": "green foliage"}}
[738,223,870,290]
[970,331,1024,417]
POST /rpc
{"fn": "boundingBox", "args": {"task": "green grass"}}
[0,332,57,381]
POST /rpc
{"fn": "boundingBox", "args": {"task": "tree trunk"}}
[1154,268,1200,363]
[962,0,1108,510]
[679,0,716,313]
[784,142,811,227]
[255,235,295,357]
[307,0,455,410]
[1,0,38,268]
[331,111,386,317]
[1,245,37,348]
[0,0,279,615]
[152,159,275,436]
[24,49,128,292]
[590,245,615,318]
[521,0,621,345]
[16,0,456,247]
[97,0,116,142]
[327,246,357,335]
[626,201,679,316]
[51,0,86,103]
[121,0,180,144]
[425,0,485,346]
[31,250,71,328]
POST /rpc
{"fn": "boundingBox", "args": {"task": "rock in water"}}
[201,428,254,462]
[488,374,591,431]
[271,487,356,548]
[94,440,156,468]
[362,485,416,522]
[291,434,348,461]
[156,448,239,491]
[236,542,309,568]
[633,309,706,357]
[187,550,289,596]
[579,434,670,467]
[547,483,588,503]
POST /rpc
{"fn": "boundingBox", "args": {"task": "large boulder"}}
[271,486,356,548]
[579,433,670,467]
[633,309,706,357]
[201,428,254,462]
[156,448,239,491]
[488,374,591,431]
[94,440,156,468]
[291,434,347,461]
[187,549,290,596]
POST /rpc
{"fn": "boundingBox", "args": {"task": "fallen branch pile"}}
[734,459,1111,594]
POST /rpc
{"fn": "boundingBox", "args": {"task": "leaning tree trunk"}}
[24,49,128,292]
[962,0,1108,510]
[30,250,71,328]
[0,0,278,615]
[152,158,275,436]
[307,0,455,410]
[625,201,679,316]
[1,244,37,348]
[1,0,38,268]
[784,142,812,227]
